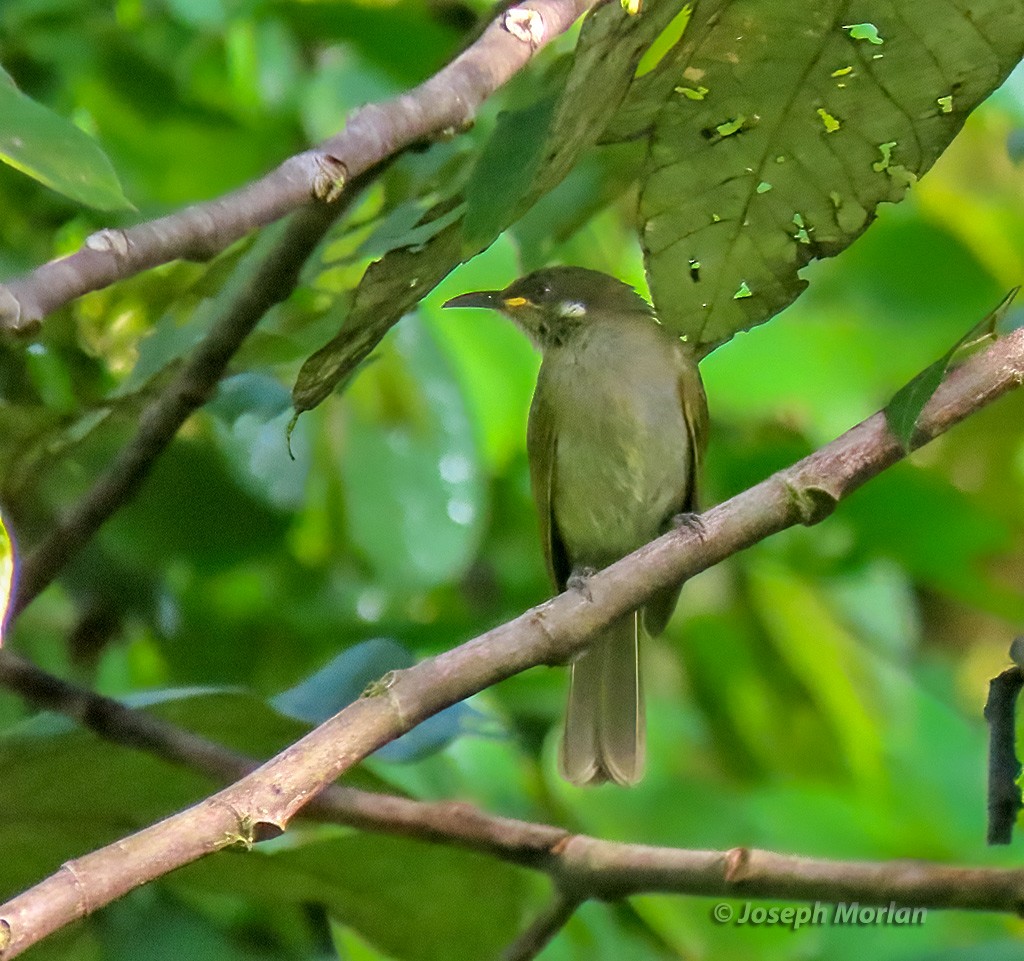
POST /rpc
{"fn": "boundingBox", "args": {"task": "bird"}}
[444,266,707,785]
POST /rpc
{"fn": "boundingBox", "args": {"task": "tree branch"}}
[8,198,342,619]
[1,328,1022,955]
[984,648,1024,844]
[0,0,596,334]
[0,647,567,867]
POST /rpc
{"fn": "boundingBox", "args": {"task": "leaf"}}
[462,94,558,253]
[625,0,1024,345]
[0,689,401,897]
[0,77,131,210]
[0,508,12,645]
[175,833,537,961]
[292,0,684,414]
[885,288,1017,449]
[339,317,487,589]
[208,373,310,511]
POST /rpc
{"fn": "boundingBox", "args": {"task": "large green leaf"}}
[340,316,486,588]
[292,0,684,413]
[0,70,131,210]
[0,690,399,899]
[624,0,1024,345]
[175,833,537,961]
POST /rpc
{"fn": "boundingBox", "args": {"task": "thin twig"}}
[501,891,581,961]
[1,328,1023,956]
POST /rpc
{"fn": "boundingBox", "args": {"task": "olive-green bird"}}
[444,266,708,785]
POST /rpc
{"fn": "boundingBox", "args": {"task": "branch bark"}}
[2,327,1023,957]
[0,0,596,334]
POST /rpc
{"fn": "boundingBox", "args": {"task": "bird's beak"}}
[442,290,501,310]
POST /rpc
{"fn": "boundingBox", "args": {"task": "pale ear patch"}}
[558,300,587,318]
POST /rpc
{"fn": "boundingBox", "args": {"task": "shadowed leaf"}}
[292,0,683,413]
[885,288,1017,449]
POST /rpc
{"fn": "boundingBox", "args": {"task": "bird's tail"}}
[559,612,644,786]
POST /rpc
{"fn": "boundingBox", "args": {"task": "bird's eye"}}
[538,284,551,299]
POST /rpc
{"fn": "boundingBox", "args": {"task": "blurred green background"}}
[1,1,1024,959]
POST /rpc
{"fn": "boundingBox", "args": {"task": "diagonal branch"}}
[1,328,1023,956]
[0,646,567,866]
[0,0,596,334]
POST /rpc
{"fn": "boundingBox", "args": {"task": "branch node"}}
[58,860,90,915]
[312,155,348,203]
[723,846,751,883]
[361,669,399,699]
[84,228,130,258]
[0,918,10,953]
[0,287,27,334]
[781,478,839,526]
[503,7,546,46]
[550,834,573,857]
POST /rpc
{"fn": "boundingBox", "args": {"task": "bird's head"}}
[442,266,653,349]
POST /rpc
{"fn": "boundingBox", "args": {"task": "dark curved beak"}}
[442,290,501,310]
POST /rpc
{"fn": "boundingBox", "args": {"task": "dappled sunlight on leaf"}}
[0,509,12,645]
[618,0,1024,346]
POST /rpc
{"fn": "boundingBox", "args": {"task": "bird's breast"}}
[532,324,692,566]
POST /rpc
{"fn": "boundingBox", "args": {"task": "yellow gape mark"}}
[503,296,529,308]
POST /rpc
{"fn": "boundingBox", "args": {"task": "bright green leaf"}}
[0,79,131,210]
[340,317,486,588]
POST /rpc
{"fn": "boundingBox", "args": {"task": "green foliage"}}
[885,288,1016,449]
[622,0,1024,345]
[1,0,1024,959]
[0,67,130,210]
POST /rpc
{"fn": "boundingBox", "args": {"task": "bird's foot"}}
[567,566,598,602]
[671,511,707,542]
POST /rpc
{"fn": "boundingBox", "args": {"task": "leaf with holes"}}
[622,0,1024,346]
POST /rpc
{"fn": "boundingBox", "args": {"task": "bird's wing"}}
[644,349,709,637]
[678,352,709,512]
[527,398,571,591]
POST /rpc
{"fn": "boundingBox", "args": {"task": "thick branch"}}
[0,0,595,333]
[2,328,1023,956]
